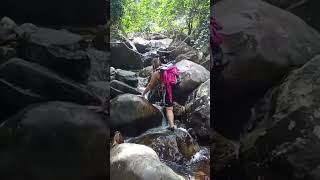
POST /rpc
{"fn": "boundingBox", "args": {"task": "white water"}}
[153,103,167,127]
[189,147,210,165]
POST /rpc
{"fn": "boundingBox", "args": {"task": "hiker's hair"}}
[152,58,162,71]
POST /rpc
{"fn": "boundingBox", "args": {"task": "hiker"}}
[142,58,180,131]
[210,16,224,71]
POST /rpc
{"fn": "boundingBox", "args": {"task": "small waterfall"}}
[153,103,167,127]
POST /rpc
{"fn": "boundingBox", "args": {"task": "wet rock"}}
[17,24,90,83]
[110,80,141,98]
[173,102,186,120]
[211,131,238,174]
[110,143,184,180]
[239,55,320,180]
[129,128,200,163]
[0,58,100,117]
[0,101,108,180]
[87,48,109,82]
[115,69,139,87]
[185,96,211,144]
[110,94,162,137]
[185,80,210,143]
[175,60,210,104]
[213,0,320,138]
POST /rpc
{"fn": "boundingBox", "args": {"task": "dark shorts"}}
[163,84,179,107]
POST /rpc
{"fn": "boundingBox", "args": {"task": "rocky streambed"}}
[109,31,211,179]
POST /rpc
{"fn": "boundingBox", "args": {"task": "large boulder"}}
[128,128,200,163]
[110,80,141,99]
[110,143,185,180]
[239,55,320,180]
[17,24,90,83]
[185,80,211,144]
[141,50,159,67]
[132,37,150,53]
[262,0,320,32]
[0,17,17,44]
[87,48,109,82]
[175,60,210,104]
[0,101,109,180]
[133,37,173,54]
[168,41,201,63]
[213,0,320,138]
[0,0,107,24]
[110,94,162,137]
[0,58,100,117]
[115,69,139,87]
[111,42,143,70]
[0,78,46,119]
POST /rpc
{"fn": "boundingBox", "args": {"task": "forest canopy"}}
[110,0,210,50]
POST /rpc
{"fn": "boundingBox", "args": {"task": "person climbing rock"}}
[142,58,180,131]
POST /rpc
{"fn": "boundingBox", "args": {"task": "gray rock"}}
[213,0,320,138]
[115,69,139,87]
[110,94,162,137]
[0,101,108,180]
[111,41,143,70]
[0,58,100,117]
[110,143,184,180]
[110,80,141,99]
[175,60,210,104]
[128,128,200,163]
[240,55,320,180]
[17,24,90,83]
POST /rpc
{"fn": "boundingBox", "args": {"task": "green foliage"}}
[111,0,210,50]
[110,0,124,24]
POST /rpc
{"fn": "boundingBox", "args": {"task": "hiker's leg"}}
[165,106,174,128]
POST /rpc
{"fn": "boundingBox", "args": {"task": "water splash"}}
[153,103,167,127]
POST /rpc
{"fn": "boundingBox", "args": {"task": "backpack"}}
[157,62,180,103]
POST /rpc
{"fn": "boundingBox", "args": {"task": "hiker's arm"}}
[142,72,160,96]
